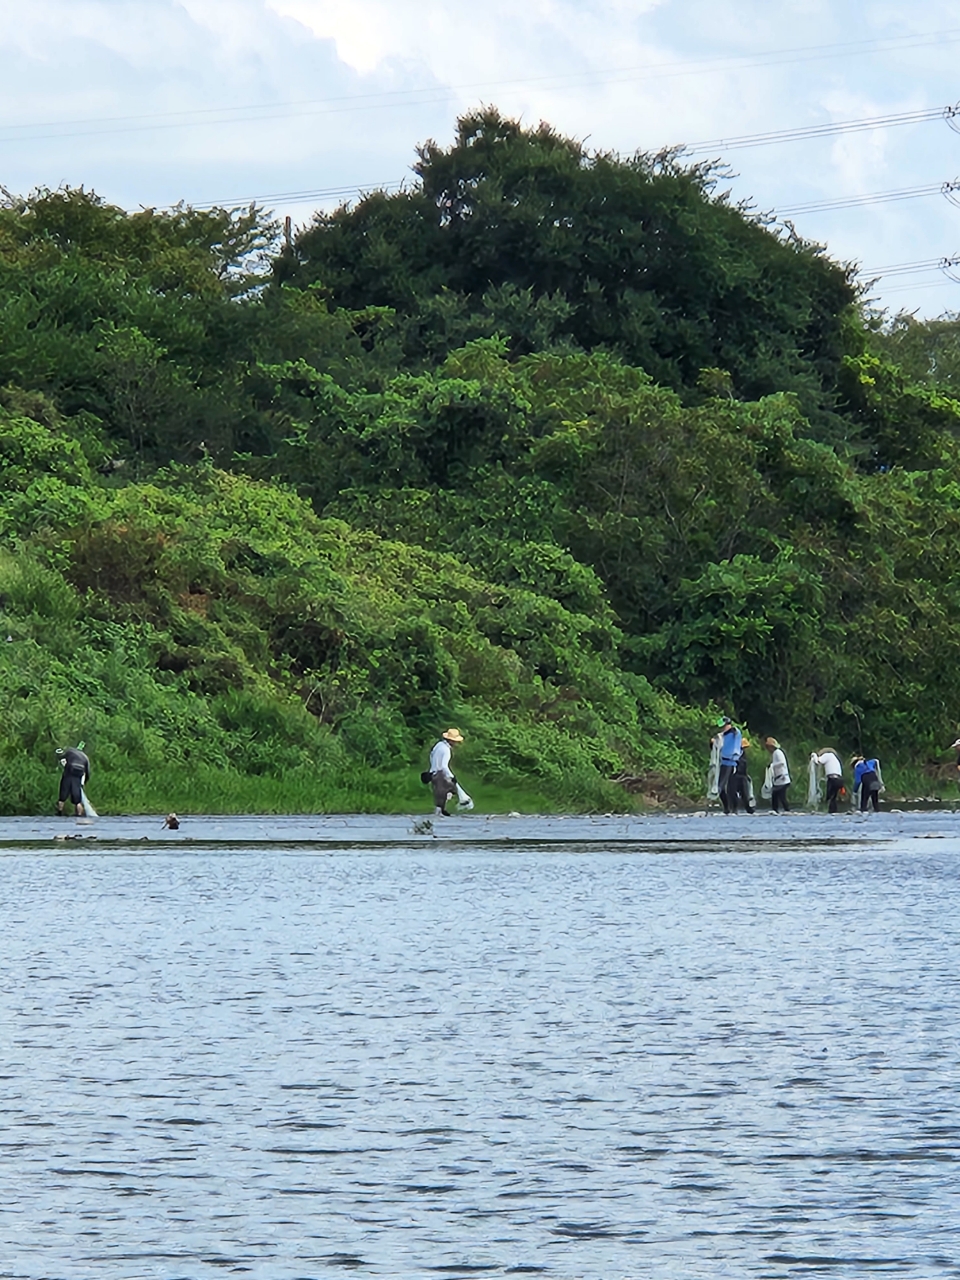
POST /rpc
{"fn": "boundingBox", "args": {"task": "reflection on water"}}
[2,834,960,1277]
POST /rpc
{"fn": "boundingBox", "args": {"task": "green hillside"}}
[2,108,960,813]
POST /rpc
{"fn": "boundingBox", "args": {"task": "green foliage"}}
[0,187,390,471]
[869,310,960,398]
[5,115,960,810]
[0,446,702,812]
[838,351,960,470]
[264,330,960,759]
[286,108,856,421]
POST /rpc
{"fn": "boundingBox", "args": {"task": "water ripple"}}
[2,838,960,1277]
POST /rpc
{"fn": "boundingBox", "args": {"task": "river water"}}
[2,813,960,1278]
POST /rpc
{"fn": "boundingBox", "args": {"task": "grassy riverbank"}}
[43,765,592,819]
[24,749,957,820]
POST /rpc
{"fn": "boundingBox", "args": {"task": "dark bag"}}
[420,770,433,785]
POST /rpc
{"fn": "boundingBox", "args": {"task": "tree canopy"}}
[285,109,857,422]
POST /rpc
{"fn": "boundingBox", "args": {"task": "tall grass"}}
[87,764,578,816]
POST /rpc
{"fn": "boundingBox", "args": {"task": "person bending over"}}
[813,748,844,813]
[851,754,883,812]
[56,744,90,817]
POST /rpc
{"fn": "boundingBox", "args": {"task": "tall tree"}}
[285,109,857,420]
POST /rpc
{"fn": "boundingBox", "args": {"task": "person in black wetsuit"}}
[56,745,90,817]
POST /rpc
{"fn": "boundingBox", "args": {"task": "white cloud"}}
[266,0,395,75]
[267,0,664,82]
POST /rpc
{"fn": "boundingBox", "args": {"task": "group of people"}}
[60,720,960,821]
[708,718,885,814]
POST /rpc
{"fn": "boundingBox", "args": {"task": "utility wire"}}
[684,102,959,155]
[880,278,960,296]
[860,255,960,278]
[188,180,405,211]
[181,175,960,220]
[775,179,960,217]
[2,27,960,144]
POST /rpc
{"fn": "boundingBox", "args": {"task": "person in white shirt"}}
[427,728,465,816]
[812,748,844,813]
[764,737,791,812]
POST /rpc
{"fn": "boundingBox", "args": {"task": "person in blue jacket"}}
[715,717,743,815]
[851,754,883,812]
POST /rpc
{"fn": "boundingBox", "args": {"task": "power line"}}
[187,181,405,211]
[880,277,960,296]
[860,257,945,277]
[3,27,960,145]
[179,174,960,223]
[684,102,960,155]
[164,104,960,217]
[775,179,960,217]
[0,91,458,145]
[860,255,960,279]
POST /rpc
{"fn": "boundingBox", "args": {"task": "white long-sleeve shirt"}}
[429,740,453,778]
[770,748,791,786]
[814,751,842,778]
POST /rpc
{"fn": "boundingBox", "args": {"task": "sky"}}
[1,0,959,316]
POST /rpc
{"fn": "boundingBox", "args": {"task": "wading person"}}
[714,717,743,815]
[852,754,884,812]
[56,743,90,817]
[764,738,791,812]
[812,748,844,813]
[424,728,467,817]
[729,737,755,814]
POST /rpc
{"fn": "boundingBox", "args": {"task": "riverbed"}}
[2,812,959,1277]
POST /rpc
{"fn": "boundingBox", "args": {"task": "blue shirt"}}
[719,728,742,766]
[854,759,879,789]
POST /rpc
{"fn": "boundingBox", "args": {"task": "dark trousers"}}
[718,763,736,814]
[431,771,456,811]
[825,775,843,813]
[771,784,790,812]
[729,773,753,814]
[58,769,83,806]
[860,777,880,811]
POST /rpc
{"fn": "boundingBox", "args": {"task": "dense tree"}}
[0,187,387,467]
[870,310,960,397]
[284,109,857,423]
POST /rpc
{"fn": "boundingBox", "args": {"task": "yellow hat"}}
[442,728,464,743]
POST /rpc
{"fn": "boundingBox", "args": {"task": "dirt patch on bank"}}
[611,771,700,810]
